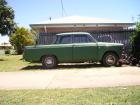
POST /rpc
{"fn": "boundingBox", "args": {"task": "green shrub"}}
[5,49,10,54]
[10,27,36,54]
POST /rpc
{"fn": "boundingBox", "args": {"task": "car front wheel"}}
[102,52,118,67]
[42,56,57,69]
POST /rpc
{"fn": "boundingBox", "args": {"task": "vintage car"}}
[23,32,123,68]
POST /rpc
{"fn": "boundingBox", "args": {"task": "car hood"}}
[97,42,123,46]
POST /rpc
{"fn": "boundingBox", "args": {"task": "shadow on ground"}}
[0,59,6,61]
[21,63,105,70]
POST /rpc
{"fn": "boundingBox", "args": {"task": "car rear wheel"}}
[42,56,57,69]
[103,52,118,67]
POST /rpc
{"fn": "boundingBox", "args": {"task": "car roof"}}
[56,32,90,36]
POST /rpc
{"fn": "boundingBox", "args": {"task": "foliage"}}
[130,22,140,45]
[128,22,140,65]
[4,48,10,54]
[0,0,15,35]
[129,22,140,55]
[10,27,35,54]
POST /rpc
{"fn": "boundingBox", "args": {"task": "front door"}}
[56,35,73,62]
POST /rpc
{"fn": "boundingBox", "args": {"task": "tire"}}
[102,52,118,67]
[42,56,57,69]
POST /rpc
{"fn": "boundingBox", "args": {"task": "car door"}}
[73,34,98,62]
[56,35,73,62]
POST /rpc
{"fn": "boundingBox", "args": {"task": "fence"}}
[38,29,134,52]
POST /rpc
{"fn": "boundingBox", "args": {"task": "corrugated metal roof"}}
[30,16,135,28]
[32,16,124,25]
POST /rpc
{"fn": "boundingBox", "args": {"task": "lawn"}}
[0,55,41,72]
[0,86,140,105]
[0,55,105,72]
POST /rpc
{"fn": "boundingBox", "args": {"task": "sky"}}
[0,0,140,44]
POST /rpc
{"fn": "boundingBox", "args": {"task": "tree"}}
[0,0,15,35]
[10,27,35,54]
[129,22,140,65]
[130,22,140,52]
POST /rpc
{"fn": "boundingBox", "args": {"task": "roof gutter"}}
[30,23,135,28]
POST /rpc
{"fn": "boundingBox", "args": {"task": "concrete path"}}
[0,66,140,89]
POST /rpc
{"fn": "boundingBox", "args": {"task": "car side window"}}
[59,35,72,44]
[73,35,94,43]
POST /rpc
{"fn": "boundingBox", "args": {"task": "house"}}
[0,42,12,49]
[30,16,135,48]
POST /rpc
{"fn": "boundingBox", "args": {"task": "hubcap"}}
[106,55,116,65]
[45,58,53,65]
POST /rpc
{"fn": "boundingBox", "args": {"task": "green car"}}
[23,32,123,68]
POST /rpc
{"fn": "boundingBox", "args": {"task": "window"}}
[73,34,94,43]
[59,35,72,44]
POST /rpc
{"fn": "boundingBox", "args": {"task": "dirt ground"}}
[0,65,140,89]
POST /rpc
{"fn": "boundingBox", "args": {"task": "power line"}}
[60,0,64,17]
[60,0,67,17]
